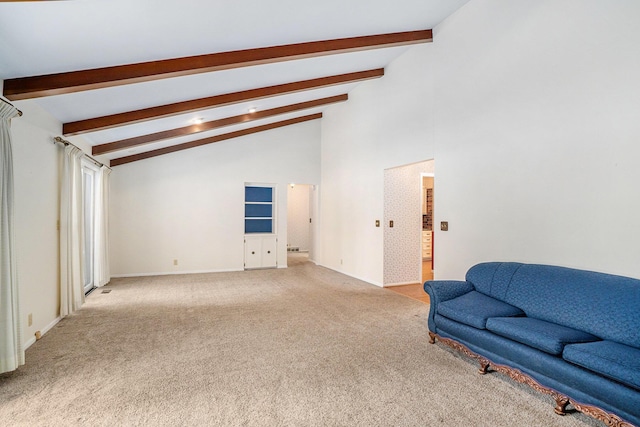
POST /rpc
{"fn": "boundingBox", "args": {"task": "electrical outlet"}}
[28,313,32,327]
[375,220,380,227]
[173,259,178,266]
[441,221,449,231]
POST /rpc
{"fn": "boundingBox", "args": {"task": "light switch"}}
[375,220,380,227]
[441,221,449,231]
[389,220,394,228]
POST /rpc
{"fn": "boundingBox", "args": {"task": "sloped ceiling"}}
[0,0,470,166]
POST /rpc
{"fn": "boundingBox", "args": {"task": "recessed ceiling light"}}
[248,108,257,114]
[192,117,204,124]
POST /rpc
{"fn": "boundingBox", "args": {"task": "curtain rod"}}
[0,97,23,117]
[53,136,111,170]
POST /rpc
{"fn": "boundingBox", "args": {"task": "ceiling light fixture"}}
[192,117,204,124]
[248,107,257,114]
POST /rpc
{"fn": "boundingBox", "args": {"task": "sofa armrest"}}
[424,280,474,333]
[424,280,474,302]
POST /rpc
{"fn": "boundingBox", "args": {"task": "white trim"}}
[316,263,383,287]
[110,268,243,278]
[384,281,422,287]
[81,161,99,294]
[24,316,62,350]
[244,182,277,235]
[23,336,36,350]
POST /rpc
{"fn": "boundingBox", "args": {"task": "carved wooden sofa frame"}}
[429,332,634,427]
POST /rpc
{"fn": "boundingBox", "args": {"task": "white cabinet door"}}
[262,236,277,268]
[244,235,277,269]
[244,237,263,269]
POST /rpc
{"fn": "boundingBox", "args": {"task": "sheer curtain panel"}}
[96,166,110,287]
[0,102,24,374]
[60,145,85,317]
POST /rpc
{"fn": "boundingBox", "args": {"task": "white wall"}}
[319,42,437,286]
[11,101,62,348]
[9,99,99,348]
[110,120,321,276]
[320,0,640,282]
[432,0,640,279]
[308,184,319,263]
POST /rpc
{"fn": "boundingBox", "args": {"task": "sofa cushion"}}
[563,341,640,391]
[486,317,600,355]
[438,291,524,330]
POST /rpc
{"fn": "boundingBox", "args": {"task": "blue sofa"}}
[424,262,640,427]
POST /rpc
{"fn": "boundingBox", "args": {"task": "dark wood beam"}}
[93,94,347,155]
[64,69,382,135]
[110,113,322,167]
[4,30,431,100]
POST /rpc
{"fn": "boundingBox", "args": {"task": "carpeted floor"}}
[0,258,602,426]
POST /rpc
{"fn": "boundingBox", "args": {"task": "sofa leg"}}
[428,332,436,344]
[478,361,490,375]
[554,396,569,416]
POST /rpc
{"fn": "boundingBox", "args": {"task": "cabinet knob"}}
[267,251,271,254]
[251,251,255,254]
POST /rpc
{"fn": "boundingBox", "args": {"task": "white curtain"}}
[0,102,24,373]
[60,145,85,317]
[95,166,110,287]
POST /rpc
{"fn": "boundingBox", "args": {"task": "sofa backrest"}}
[466,262,522,300]
[466,262,640,348]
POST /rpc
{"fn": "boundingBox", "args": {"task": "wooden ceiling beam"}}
[3,30,431,100]
[110,113,322,167]
[92,94,347,156]
[63,69,382,135]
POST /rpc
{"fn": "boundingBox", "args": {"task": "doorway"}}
[383,160,434,286]
[421,174,434,283]
[286,184,317,266]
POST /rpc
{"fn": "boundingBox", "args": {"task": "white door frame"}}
[81,158,100,294]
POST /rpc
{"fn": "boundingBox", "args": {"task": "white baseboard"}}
[24,336,36,350]
[111,268,242,278]
[316,263,382,287]
[384,281,422,287]
[24,316,62,350]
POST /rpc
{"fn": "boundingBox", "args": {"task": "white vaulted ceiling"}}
[0,0,470,165]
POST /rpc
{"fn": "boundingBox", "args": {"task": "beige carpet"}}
[0,258,602,426]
